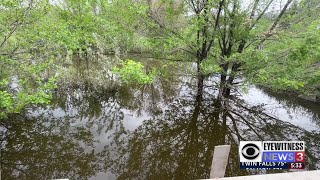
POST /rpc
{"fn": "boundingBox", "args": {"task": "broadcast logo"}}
[239,141,305,170]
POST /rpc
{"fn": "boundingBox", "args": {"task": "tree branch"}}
[258,0,294,46]
[206,0,225,53]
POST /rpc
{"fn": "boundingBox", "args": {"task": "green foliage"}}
[244,18,320,95]
[275,78,305,90]
[0,91,14,118]
[0,55,57,118]
[112,60,157,84]
[200,59,222,75]
[2,0,320,118]
[0,0,151,117]
[0,1,58,118]
[0,79,57,119]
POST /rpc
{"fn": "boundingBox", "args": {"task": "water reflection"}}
[1,57,320,179]
[105,76,320,179]
[259,88,320,123]
[1,114,99,179]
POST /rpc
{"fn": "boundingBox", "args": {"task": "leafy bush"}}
[112,60,157,84]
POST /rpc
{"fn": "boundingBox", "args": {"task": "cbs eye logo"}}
[241,143,260,160]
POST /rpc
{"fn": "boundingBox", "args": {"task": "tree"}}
[0,0,148,118]
[142,0,320,98]
[247,17,320,98]
[0,0,57,118]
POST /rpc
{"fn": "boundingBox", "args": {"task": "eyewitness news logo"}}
[239,141,305,170]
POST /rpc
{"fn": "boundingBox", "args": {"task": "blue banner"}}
[262,152,295,162]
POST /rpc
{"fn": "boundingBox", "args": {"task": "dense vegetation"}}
[1,0,319,118]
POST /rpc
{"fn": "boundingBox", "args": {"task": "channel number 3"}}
[295,152,304,162]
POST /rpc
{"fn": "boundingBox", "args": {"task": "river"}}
[1,55,319,180]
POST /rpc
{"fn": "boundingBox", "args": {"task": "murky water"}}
[1,55,320,180]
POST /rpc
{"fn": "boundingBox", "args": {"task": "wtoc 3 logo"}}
[239,141,262,162]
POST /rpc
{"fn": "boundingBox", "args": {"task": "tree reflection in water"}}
[1,114,99,179]
[105,76,320,180]
[1,59,320,179]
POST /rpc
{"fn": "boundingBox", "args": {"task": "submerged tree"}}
[143,0,319,98]
[104,75,320,179]
[0,0,147,117]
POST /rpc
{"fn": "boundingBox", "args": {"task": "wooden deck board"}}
[210,145,231,178]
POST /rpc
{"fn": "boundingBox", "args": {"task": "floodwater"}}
[1,55,320,180]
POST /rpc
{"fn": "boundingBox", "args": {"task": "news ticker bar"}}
[240,162,305,170]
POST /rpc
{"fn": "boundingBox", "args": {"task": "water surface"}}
[1,56,320,180]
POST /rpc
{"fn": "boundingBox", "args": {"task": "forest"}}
[0,0,320,179]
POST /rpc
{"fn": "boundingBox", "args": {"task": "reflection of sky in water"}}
[21,76,318,180]
[122,109,148,131]
[9,68,319,179]
[25,77,320,179]
[242,86,319,132]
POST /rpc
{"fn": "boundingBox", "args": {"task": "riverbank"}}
[256,85,320,104]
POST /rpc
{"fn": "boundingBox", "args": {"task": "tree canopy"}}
[1,0,320,117]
